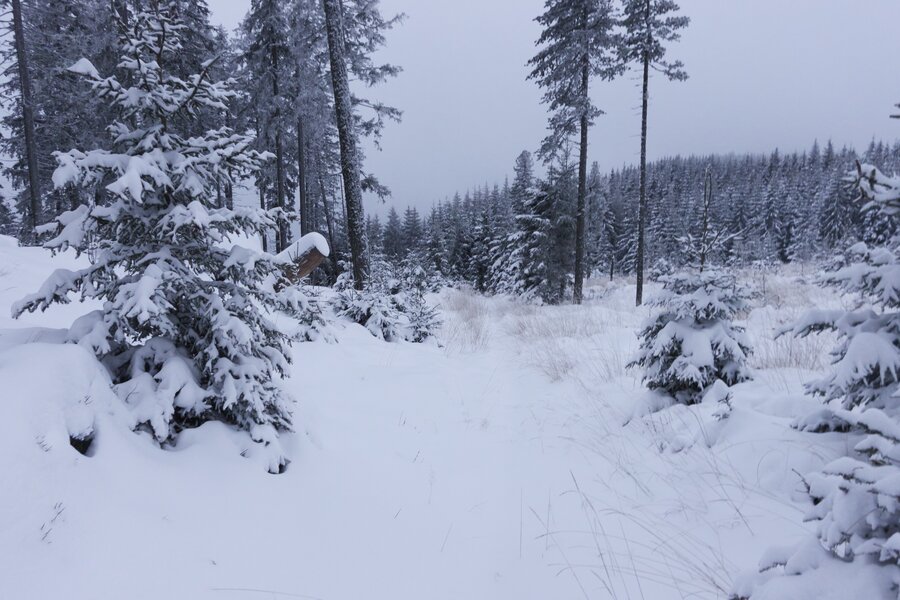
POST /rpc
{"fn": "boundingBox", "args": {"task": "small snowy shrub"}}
[741,164,900,597]
[404,293,442,343]
[333,259,441,343]
[333,285,441,344]
[275,285,329,342]
[649,257,676,282]
[12,4,295,472]
[789,239,900,416]
[334,288,402,342]
[629,269,753,405]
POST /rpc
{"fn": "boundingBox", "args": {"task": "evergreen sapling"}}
[629,269,753,405]
[13,2,300,473]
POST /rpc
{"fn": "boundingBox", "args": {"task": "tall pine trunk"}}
[275,131,287,251]
[12,0,41,242]
[258,175,268,253]
[298,117,310,236]
[225,175,234,211]
[271,46,288,253]
[319,172,339,266]
[635,52,650,306]
[699,167,712,273]
[323,0,368,290]
[574,23,590,305]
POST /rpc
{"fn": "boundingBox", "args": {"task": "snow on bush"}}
[739,164,900,598]
[332,259,442,344]
[629,269,753,405]
[11,3,302,473]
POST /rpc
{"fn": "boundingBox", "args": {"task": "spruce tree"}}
[629,270,753,405]
[620,0,689,305]
[744,163,900,599]
[528,0,620,304]
[321,0,401,289]
[13,2,296,473]
[382,207,404,263]
[242,0,293,253]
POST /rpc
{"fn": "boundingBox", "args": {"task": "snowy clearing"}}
[0,237,862,599]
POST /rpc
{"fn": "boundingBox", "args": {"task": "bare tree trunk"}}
[258,175,268,253]
[271,46,288,252]
[574,12,590,306]
[275,132,287,251]
[319,173,338,264]
[635,52,650,306]
[323,0,368,290]
[254,117,270,252]
[12,0,41,242]
[298,117,310,236]
[699,167,712,273]
[225,174,234,211]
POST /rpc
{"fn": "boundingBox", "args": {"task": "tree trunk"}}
[298,117,310,236]
[635,52,650,306]
[323,0,368,290]
[12,0,41,242]
[271,45,288,253]
[275,131,287,251]
[574,13,590,306]
[258,175,268,253]
[225,175,234,211]
[319,173,338,265]
[700,167,712,273]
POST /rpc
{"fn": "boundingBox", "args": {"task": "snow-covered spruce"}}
[332,259,442,343]
[12,3,301,473]
[403,293,442,343]
[334,288,402,342]
[739,164,900,598]
[629,269,753,405]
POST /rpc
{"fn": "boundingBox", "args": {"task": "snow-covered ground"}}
[0,237,859,599]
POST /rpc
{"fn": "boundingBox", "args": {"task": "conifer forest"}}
[1,1,899,599]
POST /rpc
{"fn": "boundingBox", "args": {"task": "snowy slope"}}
[0,239,868,599]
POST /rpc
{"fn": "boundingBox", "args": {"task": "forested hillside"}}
[369,141,898,303]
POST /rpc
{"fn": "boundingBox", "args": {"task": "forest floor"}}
[0,236,862,599]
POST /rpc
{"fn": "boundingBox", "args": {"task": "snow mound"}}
[0,342,126,458]
[276,232,331,262]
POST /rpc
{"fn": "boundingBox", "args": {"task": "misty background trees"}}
[363,139,895,303]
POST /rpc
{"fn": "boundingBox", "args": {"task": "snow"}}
[276,232,331,262]
[67,57,100,79]
[0,240,891,598]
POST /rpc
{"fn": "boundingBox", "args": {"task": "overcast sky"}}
[209,0,900,216]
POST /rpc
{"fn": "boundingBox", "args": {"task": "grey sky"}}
[209,0,900,216]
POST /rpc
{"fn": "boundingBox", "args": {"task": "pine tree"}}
[321,0,401,289]
[424,208,446,276]
[401,206,423,255]
[13,2,296,473]
[10,0,43,241]
[528,0,620,304]
[620,0,689,305]
[382,207,404,262]
[745,163,900,599]
[242,0,293,253]
[629,270,753,405]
